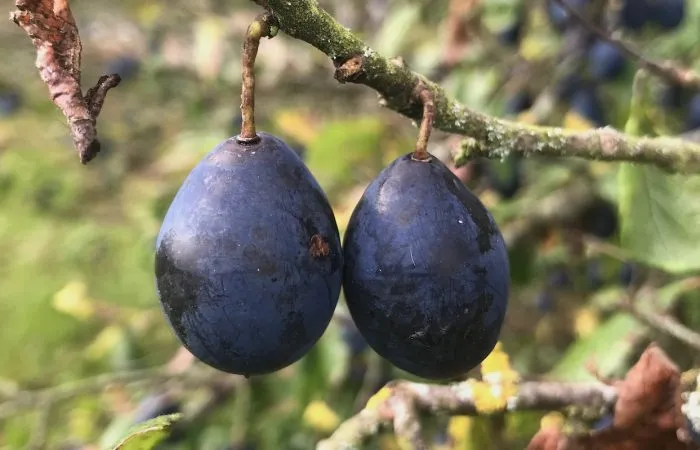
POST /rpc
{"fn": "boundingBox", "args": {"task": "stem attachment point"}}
[412,84,435,162]
[237,13,279,144]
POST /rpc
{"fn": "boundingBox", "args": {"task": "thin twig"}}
[0,366,237,420]
[552,0,700,89]
[621,278,700,352]
[390,393,428,450]
[26,399,52,450]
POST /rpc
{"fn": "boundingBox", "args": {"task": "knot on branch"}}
[334,55,365,83]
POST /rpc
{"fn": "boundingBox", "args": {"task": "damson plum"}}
[649,0,685,30]
[155,132,342,376]
[578,197,618,239]
[546,0,589,31]
[497,20,523,47]
[587,40,626,81]
[570,85,606,126]
[685,94,700,131]
[620,0,651,30]
[342,153,510,380]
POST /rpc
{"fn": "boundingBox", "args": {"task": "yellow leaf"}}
[53,281,95,321]
[302,400,340,434]
[520,36,549,61]
[516,111,538,125]
[563,111,596,131]
[480,190,500,209]
[193,17,226,81]
[470,380,506,414]
[366,386,393,410]
[574,307,600,338]
[534,317,555,343]
[137,4,164,27]
[480,342,511,375]
[273,110,318,145]
[378,435,402,450]
[540,412,565,430]
[448,415,473,449]
[86,325,124,360]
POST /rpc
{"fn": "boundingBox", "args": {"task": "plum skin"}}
[155,132,342,376]
[342,153,510,380]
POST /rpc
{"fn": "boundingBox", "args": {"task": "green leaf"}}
[549,314,638,381]
[618,164,700,274]
[373,4,421,57]
[305,117,386,201]
[109,413,182,450]
[291,321,349,407]
[550,280,691,380]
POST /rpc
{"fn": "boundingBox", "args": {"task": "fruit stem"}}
[238,13,279,144]
[412,85,435,161]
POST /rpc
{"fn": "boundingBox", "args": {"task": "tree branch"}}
[316,380,618,450]
[252,0,700,174]
[621,277,700,353]
[0,365,240,420]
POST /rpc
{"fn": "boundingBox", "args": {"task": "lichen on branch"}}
[11,0,120,164]
[252,0,700,174]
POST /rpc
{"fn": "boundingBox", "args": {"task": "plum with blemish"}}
[342,153,510,380]
[155,132,342,376]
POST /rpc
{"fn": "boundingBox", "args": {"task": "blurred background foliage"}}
[1,0,700,449]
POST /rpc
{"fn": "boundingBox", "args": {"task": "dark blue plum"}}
[586,259,604,290]
[546,0,589,31]
[685,94,700,131]
[155,132,343,376]
[497,20,523,47]
[131,393,181,424]
[579,197,618,239]
[620,0,651,30]
[504,92,533,116]
[342,153,510,380]
[554,73,583,102]
[587,40,626,81]
[0,90,21,117]
[548,267,572,289]
[535,290,554,313]
[570,85,606,126]
[659,83,688,110]
[592,412,615,431]
[649,0,685,30]
[488,155,523,199]
[619,261,637,287]
[106,55,141,81]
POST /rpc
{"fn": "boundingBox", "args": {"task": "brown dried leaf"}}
[576,343,688,450]
[614,343,680,431]
[528,344,692,450]
[11,0,120,164]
